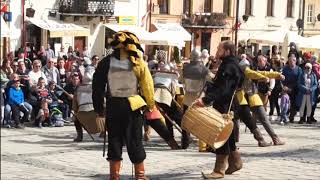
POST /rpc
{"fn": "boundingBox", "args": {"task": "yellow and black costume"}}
[92,31,154,180]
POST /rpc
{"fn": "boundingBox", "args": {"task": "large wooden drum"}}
[181,105,234,149]
[77,111,105,134]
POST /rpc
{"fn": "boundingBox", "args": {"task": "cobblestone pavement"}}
[1,109,320,180]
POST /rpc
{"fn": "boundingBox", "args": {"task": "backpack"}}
[50,108,64,127]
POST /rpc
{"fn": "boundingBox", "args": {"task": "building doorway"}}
[74,36,86,53]
[201,32,211,52]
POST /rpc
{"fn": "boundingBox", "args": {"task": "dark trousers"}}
[146,119,173,142]
[216,118,237,155]
[106,98,146,164]
[288,89,297,121]
[157,102,183,137]
[237,105,258,133]
[269,91,280,116]
[11,104,30,125]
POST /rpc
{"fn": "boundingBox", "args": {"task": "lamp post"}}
[235,0,240,55]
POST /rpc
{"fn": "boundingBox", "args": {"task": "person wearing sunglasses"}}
[42,58,61,86]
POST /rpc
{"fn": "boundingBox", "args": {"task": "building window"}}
[204,0,212,13]
[183,0,191,15]
[287,0,294,17]
[221,37,230,41]
[223,0,231,16]
[307,4,315,23]
[267,0,274,16]
[158,0,169,14]
[245,0,252,15]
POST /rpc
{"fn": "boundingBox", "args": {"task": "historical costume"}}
[197,41,244,179]
[92,31,154,180]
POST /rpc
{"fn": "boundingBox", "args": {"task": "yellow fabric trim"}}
[128,95,147,111]
[236,90,248,105]
[248,94,263,107]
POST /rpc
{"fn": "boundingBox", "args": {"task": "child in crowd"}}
[280,87,290,125]
[35,77,52,127]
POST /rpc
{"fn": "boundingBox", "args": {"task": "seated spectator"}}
[29,60,47,87]
[48,81,68,119]
[7,80,30,128]
[58,46,67,59]
[42,58,60,85]
[17,61,31,99]
[1,58,14,77]
[11,61,19,73]
[4,73,33,127]
[35,77,52,127]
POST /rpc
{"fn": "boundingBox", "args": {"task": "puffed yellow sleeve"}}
[244,67,268,80]
[257,70,281,79]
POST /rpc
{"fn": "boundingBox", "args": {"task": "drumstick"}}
[156,104,183,134]
[227,90,236,116]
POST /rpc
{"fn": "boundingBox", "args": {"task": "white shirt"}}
[28,70,47,86]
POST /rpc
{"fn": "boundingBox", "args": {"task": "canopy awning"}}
[27,18,90,37]
[299,35,320,50]
[1,16,10,38]
[248,29,289,45]
[153,22,191,41]
[104,24,185,47]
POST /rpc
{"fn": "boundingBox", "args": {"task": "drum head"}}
[212,121,234,149]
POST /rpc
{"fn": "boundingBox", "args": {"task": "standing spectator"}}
[91,55,100,68]
[28,60,47,86]
[310,55,320,122]
[82,46,90,58]
[46,44,55,60]
[269,55,283,116]
[57,58,67,87]
[17,61,31,99]
[282,55,303,123]
[288,42,300,61]
[67,46,74,57]
[8,80,30,128]
[61,73,80,118]
[15,50,32,70]
[201,49,210,66]
[42,58,60,85]
[279,88,290,125]
[58,46,67,59]
[37,46,48,66]
[296,63,318,124]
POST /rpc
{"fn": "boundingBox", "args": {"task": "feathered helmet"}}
[110,31,144,64]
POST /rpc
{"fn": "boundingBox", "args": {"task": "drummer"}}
[195,40,244,179]
[181,49,209,150]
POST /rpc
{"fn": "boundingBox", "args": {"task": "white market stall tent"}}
[248,29,289,45]
[1,16,10,38]
[299,35,320,50]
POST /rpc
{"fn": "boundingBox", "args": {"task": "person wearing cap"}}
[92,31,154,180]
[296,63,318,124]
[282,55,303,123]
[181,49,209,150]
[7,80,30,128]
[288,42,300,61]
[15,49,32,70]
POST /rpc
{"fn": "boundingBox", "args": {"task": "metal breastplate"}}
[76,85,94,111]
[108,57,138,97]
[184,79,205,93]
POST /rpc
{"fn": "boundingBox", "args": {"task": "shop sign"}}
[119,16,136,25]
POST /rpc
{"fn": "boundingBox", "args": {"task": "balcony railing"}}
[58,0,115,16]
[182,12,227,28]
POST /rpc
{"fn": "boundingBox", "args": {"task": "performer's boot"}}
[134,162,149,180]
[306,117,312,124]
[272,136,285,146]
[181,130,191,149]
[202,154,229,179]
[298,116,306,124]
[253,128,272,147]
[166,138,180,150]
[143,125,151,141]
[73,120,83,142]
[225,149,243,174]
[109,161,121,180]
